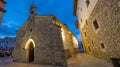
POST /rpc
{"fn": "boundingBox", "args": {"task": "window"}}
[86,0,90,7]
[88,46,91,52]
[93,19,99,30]
[91,41,94,46]
[86,20,88,25]
[84,32,87,37]
[81,19,82,23]
[101,43,105,49]
[30,29,32,32]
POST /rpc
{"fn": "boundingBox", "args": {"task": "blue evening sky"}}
[0,0,81,41]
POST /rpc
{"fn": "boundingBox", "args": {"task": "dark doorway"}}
[28,42,34,62]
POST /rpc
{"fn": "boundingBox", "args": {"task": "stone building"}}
[74,0,120,62]
[13,4,78,66]
[0,37,16,48]
[0,37,15,57]
[0,0,6,25]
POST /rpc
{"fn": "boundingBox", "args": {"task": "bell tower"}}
[28,3,37,31]
[30,4,37,15]
[29,3,37,20]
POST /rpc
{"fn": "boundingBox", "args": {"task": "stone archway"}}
[25,39,35,62]
[28,42,34,62]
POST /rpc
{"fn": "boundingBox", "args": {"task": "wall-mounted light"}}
[61,28,65,41]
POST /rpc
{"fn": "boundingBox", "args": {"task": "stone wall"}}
[13,15,79,66]
[13,16,67,66]
[34,16,67,66]
[80,0,120,62]
[61,28,76,58]
[53,16,79,59]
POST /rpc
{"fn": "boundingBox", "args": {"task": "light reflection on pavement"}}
[0,54,114,67]
[0,57,63,67]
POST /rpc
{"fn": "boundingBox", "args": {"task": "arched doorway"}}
[28,42,34,62]
[25,39,35,62]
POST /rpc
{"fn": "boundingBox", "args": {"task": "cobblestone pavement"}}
[0,53,114,67]
[68,53,114,67]
[0,57,62,67]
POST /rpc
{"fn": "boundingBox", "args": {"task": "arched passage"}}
[25,39,35,62]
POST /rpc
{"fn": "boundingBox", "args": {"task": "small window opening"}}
[84,32,87,37]
[93,19,99,30]
[86,20,88,25]
[88,46,91,52]
[86,0,90,7]
[101,43,105,48]
[30,29,32,32]
[91,41,94,46]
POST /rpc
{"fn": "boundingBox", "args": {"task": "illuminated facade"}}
[13,4,79,66]
[0,0,6,25]
[74,0,120,61]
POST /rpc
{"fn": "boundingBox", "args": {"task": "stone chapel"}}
[13,4,79,66]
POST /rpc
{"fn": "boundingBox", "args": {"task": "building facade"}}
[0,37,15,57]
[0,37,15,48]
[74,0,120,61]
[0,0,6,24]
[13,4,78,66]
